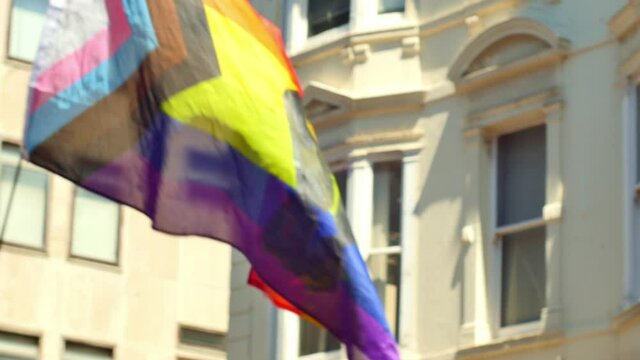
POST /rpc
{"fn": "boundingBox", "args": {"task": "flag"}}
[23,0,400,359]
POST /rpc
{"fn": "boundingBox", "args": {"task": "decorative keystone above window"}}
[448,18,569,93]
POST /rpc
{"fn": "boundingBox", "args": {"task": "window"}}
[0,330,39,360]
[0,144,47,250]
[71,187,120,264]
[631,84,640,300]
[179,327,226,352]
[496,126,547,327]
[369,161,402,337]
[298,170,345,356]
[64,341,112,360]
[8,0,49,62]
[378,0,405,14]
[308,0,350,37]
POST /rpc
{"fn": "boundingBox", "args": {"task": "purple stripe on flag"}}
[79,113,399,359]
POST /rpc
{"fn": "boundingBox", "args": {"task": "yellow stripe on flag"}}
[162,5,299,188]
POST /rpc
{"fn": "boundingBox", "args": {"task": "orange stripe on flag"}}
[203,0,301,94]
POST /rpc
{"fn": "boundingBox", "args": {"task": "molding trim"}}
[322,129,423,164]
[464,89,563,138]
[448,18,569,93]
[303,82,427,131]
[291,24,419,67]
[456,332,565,360]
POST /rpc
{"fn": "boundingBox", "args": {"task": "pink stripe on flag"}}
[29,0,132,113]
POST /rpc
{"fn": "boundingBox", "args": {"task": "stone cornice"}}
[303,82,427,131]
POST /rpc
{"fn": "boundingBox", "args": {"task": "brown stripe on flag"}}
[30,0,222,182]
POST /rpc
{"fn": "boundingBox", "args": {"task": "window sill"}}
[67,256,121,274]
[299,349,344,360]
[456,329,563,359]
[0,242,47,257]
[177,344,226,360]
[613,299,640,331]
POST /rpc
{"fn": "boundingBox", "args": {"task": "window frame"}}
[68,186,122,267]
[0,142,49,253]
[491,126,548,335]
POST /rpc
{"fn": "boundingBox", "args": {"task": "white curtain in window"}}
[0,165,47,249]
[9,0,49,61]
[71,188,119,264]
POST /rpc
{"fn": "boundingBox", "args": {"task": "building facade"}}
[0,1,231,359]
[230,0,640,359]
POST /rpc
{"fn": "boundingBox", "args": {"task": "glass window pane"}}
[64,342,112,360]
[497,126,546,226]
[71,187,119,264]
[1,146,47,249]
[179,327,226,352]
[299,320,340,356]
[334,170,347,208]
[9,0,49,62]
[0,330,38,359]
[369,253,400,337]
[372,161,402,248]
[636,85,640,183]
[308,0,350,36]
[379,0,405,14]
[501,227,546,327]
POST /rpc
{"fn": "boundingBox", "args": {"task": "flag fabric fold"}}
[23,1,400,359]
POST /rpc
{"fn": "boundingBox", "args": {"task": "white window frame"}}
[0,142,48,252]
[491,128,547,336]
[480,110,564,341]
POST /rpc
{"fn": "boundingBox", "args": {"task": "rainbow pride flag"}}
[23,0,399,359]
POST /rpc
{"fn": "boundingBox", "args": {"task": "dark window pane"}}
[334,170,347,208]
[369,253,401,337]
[497,126,546,226]
[373,161,403,247]
[501,227,546,327]
[308,0,350,36]
[179,327,226,352]
[379,0,405,13]
[299,320,340,356]
[0,330,38,360]
[64,341,112,359]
